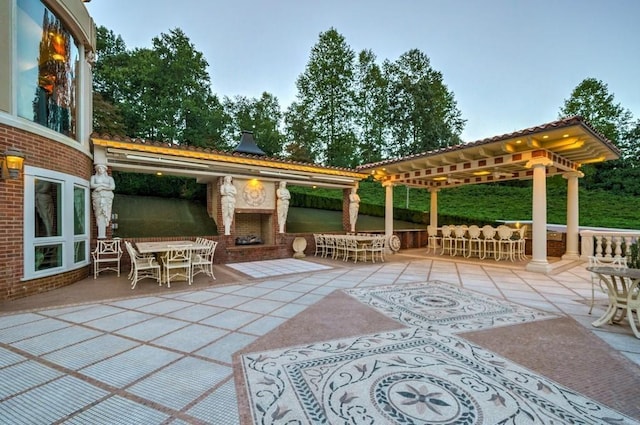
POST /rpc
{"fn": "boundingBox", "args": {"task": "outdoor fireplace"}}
[233,211,274,245]
[212,172,277,246]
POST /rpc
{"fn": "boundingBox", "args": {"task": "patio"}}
[0,251,638,423]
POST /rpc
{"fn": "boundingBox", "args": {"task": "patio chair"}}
[427,225,440,254]
[440,225,455,256]
[452,225,468,256]
[481,225,497,260]
[323,235,336,258]
[163,244,193,288]
[514,225,527,261]
[92,239,123,279]
[366,236,386,263]
[192,240,218,280]
[313,234,326,257]
[496,225,516,261]
[124,241,160,289]
[334,236,349,261]
[346,237,367,263]
[587,255,627,314]
[466,225,482,258]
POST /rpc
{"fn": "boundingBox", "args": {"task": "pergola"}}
[357,116,620,273]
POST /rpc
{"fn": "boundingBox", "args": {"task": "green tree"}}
[93,26,127,102]
[619,120,640,166]
[92,92,127,135]
[384,49,465,157]
[559,78,638,194]
[292,28,358,167]
[223,93,285,156]
[92,27,228,149]
[146,28,223,145]
[559,78,633,146]
[92,26,129,135]
[354,49,388,164]
[283,101,318,163]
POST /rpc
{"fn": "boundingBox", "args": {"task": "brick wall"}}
[0,123,92,300]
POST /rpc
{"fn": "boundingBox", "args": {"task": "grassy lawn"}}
[113,177,640,238]
[112,196,417,238]
[292,179,640,229]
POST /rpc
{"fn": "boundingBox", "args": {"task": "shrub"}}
[628,242,640,269]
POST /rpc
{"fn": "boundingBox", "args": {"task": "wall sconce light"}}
[1,148,25,180]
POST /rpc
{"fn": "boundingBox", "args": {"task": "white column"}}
[429,188,439,228]
[384,181,394,243]
[562,171,584,260]
[526,157,553,273]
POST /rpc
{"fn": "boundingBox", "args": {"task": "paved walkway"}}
[0,252,638,424]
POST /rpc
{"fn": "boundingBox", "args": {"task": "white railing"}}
[580,230,640,261]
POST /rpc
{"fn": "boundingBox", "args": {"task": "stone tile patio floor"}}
[0,250,638,424]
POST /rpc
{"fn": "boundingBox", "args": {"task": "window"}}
[24,167,90,279]
[17,0,78,138]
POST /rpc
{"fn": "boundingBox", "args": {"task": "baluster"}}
[624,236,634,258]
[613,236,623,258]
[595,235,603,259]
[604,235,613,260]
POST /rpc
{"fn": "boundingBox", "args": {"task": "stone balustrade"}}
[580,230,640,261]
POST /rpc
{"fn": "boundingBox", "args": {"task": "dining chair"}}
[496,225,516,261]
[124,241,160,289]
[466,225,482,258]
[514,225,527,261]
[481,225,497,260]
[367,236,386,263]
[346,237,367,263]
[313,234,326,257]
[440,225,454,256]
[163,244,193,288]
[323,235,335,258]
[334,236,348,261]
[192,240,218,280]
[427,225,440,254]
[452,225,468,256]
[587,255,627,314]
[92,239,123,279]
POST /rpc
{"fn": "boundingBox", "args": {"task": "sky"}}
[86,0,640,142]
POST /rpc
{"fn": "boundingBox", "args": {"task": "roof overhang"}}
[91,137,368,189]
[357,116,620,188]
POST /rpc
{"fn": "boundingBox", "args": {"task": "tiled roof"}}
[90,133,361,174]
[356,116,620,170]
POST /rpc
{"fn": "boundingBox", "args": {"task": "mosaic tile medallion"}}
[345,281,556,333]
[242,328,637,424]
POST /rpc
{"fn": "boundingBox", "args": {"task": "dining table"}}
[136,240,207,255]
[136,240,208,284]
[587,266,640,339]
